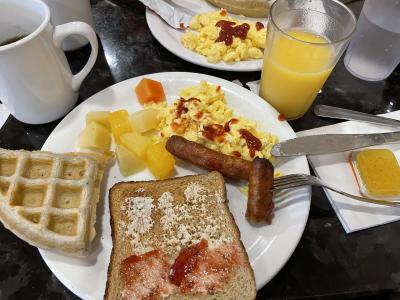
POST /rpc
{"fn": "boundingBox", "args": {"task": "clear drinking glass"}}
[344,0,400,81]
[259,0,356,120]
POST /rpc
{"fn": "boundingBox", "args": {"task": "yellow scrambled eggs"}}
[181,10,267,64]
[153,81,278,161]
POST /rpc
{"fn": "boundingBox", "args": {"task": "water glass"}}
[344,0,400,81]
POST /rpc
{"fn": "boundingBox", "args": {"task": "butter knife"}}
[140,0,194,29]
[314,105,400,128]
[271,132,400,157]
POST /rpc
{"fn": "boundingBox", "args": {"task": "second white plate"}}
[145,0,265,72]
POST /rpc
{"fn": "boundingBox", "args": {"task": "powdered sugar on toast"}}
[121,196,155,254]
[120,183,233,256]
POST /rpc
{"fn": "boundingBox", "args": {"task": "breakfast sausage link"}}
[166,135,251,180]
[246,157,274,224]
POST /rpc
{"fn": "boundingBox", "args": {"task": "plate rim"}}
[39,71,311,299]
[145,8,263,72]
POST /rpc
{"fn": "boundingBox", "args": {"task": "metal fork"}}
[273,174,400,206]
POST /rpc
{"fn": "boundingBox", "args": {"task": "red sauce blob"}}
[120,250,171,300]
[234,23,250,39]
[202,118,238,142]
[255,22,264,31]
[215,20,236,27]
[223,118,238,132]
[239,129,262,158]
[175,97,200,118]
[202,124,225,142]
[215,21,250,46]
[278,113,286,121]
[169,239,208,288]
[169,240,245,294]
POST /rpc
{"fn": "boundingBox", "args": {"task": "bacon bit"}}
[232,151,241,158]
[176,101,188,118]
[220,8,227,16]
[195,111,203,120]
[278,113,286,121]
[255,22,264,31]
[239,129,262,158]
[171,118,189,135]
[179,22,186,29]
[215,135,225,143]
[223,118,238,132]
[216,85,221,92]
[160,132,165,138]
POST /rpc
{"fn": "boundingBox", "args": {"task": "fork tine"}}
[272,174,310,191]
[272,181,309,191]
[274,174,305,181]
[275,174,400,206]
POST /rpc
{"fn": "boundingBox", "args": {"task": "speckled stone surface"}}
[1,0,400,299]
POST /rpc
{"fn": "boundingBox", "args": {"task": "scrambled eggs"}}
[153,81,278,161]
[181,10,267,64]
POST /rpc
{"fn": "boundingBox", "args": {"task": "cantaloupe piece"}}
[134,78,166,105]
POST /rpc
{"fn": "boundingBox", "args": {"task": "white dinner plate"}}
[145,0,266,72]
[39,72,310,300]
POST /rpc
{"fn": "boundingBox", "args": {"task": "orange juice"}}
[260,30,334,119]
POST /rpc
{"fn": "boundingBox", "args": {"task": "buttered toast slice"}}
[0,148,112,257]
[105,171,256,300]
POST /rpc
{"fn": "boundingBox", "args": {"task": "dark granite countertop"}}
[1,0,400,299]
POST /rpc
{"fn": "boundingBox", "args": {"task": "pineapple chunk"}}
[116,145,145,177]
[86,111,110,130]
[129,108,160,133]
[120,132,152,160]
[78,122,111,150]
[108,110,132,144]
[146,142,175,180]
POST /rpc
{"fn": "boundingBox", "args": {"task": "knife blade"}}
[314,105,400,128]
[140,0,194,29]
[271,132,400,157]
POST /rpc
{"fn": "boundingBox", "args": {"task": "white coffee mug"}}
[42,0,95,51]
[0,0,98,124]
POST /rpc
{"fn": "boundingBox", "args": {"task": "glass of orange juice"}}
[259,0,357,120]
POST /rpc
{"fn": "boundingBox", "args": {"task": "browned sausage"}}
[166,135,251,180]
[246,157,274,224]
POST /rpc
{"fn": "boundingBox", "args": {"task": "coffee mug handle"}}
[53,22,99,91]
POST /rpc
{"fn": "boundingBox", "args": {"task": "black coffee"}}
[0,35,27,46]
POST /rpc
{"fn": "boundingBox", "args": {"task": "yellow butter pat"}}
[354,149,400,197]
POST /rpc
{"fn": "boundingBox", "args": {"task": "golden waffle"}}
[0,148,112,257]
